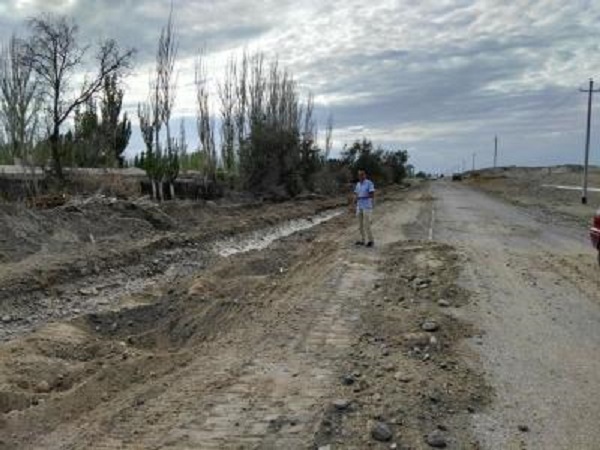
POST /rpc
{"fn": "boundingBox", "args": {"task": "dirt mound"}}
[0,197,169,265]
[0,220,331,449]
[314,240,491,448]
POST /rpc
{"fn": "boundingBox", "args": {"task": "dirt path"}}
[433,182,600,449]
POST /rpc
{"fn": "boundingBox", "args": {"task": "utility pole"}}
[580,78,599,204]
[493,135,498,168]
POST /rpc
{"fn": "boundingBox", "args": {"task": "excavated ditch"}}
[0,209,344,342]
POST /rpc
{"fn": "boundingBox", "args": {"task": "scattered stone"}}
[403,332,431,347]
[429,393,441,403]
[342,375,355,386]
[353,380,369,393]
[518,425,530,432]
[384,363,396,372]
[2,315,11,323]
[333,399,351,411]
[390,444,398,450]
[371,421,393,442]
[79,287,98,296]
[35,380,50,394]
[438,299,450,307]
[318,446,332,450]
[426,430,447,448]
[422,320,440,332]
[394,372,413,383]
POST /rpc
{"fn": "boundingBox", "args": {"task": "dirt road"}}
[3,187,486,449]
[1,183,599,449]
[432,181,600,449]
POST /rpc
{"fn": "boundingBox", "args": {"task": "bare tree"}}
[157,8,178,150]
[0,34,41,162]
[324,113,333,160]
[219,56,236,174]
[136,7,179,202]
[24,14,134,180]
[164,119,185,199]
[234,51,248,157]
[195,51,216,179]
[153,7,178,201]
[137,101,158,199]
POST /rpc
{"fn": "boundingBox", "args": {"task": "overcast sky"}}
[1,0,599,173]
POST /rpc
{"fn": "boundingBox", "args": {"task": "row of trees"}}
[340,139,408,185]
[128,9,331,199]
[0,12,410,200]
[0,15,134,180]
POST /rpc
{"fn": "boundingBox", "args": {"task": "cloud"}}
[0,0,599,172]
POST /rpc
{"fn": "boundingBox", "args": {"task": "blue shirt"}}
[354,179,375,210]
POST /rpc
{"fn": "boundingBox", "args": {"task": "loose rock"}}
[438,299,450,307]
[371,421,393,442]
[35,380,51,394]
[426,430,447,448]
[2,315,11,323]
[394,372,413,383]
[333,399,351,411]
[518,425,529,432]
[422,320,440,332]
[403,332,431,347]
[342,375,355,386]
[79,287,98,296]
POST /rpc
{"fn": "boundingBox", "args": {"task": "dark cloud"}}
[0,0,599,172]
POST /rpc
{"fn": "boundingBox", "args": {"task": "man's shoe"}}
[366,241,374,247]
[355,241,365,246]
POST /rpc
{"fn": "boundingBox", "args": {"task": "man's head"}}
[358,169,366,181]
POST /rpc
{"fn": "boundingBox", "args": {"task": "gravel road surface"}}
[433,181,600,450]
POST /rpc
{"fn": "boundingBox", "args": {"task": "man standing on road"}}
[353,168,375,247]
